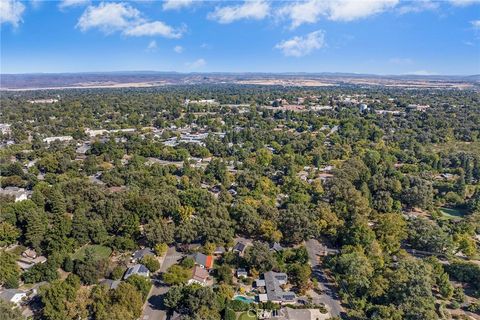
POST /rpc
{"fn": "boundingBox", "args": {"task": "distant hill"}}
[0,71,478,90]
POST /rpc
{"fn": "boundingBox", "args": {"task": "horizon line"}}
[1,70,479,77]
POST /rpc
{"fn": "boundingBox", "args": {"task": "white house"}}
[43,136,73,144]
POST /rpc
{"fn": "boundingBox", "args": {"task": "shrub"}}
[111,266,126,280]
[63,256,73,272]
[140,255,160,273]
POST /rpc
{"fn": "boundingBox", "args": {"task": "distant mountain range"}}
[1,71,478,90]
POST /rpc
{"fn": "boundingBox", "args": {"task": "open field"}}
[71,245,112,261]
[238,312,257,320]
[430,141,480,154]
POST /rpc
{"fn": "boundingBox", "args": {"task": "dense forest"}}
[0,85,479,320]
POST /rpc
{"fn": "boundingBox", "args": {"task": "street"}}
[141,246,183,320]
[305,239,345,318]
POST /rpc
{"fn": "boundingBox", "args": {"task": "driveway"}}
[305,239,344,318]
[141,246,183,320]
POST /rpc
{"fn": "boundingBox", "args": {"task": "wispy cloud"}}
[397,0,438,14]
[124,21,184,38]
[278,0,399,28]
[163,0,197,11]
[208,0,270,24]
[448,0,480,6]
[275,30,326,57]
[186,58,206,69]
[59,0,90,9]
[174,45,184,53]
[77,2,184,38]
[471,20,480,30]
[146,40,157,51]
[0,0,25,27]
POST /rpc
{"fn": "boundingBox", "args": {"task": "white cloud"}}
[275,30,325,57]
[174,45,184,53]
[124,21,184,38]
[163,0,196,10]
[186,58,206,69]
[448,0,480,6]
[77,2,141,33]
[471,20,480,29]
[147,40,157,51]
[208,0,270,24]
[0,0,25,27]
[279,0,399,28]
[397,0,438,14]
[59,0,90,9]
[77,2,184,38]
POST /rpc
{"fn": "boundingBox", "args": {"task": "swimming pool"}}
[234,295,255,304]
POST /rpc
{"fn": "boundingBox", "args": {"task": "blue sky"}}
[1,0,479,75]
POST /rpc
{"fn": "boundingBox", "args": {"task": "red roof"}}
[205,255,213,269]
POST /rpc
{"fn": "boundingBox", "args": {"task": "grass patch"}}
[440,207,468,220]
[431,141,480,155]
[72,245,112,261]
[238,312,257,320]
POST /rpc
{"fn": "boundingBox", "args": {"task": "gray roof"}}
[0,289,25,302]
[132,248,154,260]
[100,279,121,289]
[284,308,312,320]
[192,252,208,266]
[233,242,246,252]
[264,271,296,302]
[124,264,149,279]
[270,242,284,252]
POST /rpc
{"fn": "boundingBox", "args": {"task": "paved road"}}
[305,239,344,318]
[141,246,183,320]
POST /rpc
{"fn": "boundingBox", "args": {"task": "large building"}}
[256,271,296,303]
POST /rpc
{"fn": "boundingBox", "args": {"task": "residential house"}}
[100,279,121,290]
[236,268,248,278]
[17,249,47,270]
[188,266,209,286]
[0,123,12,135]
[43,136,73,144]
[270,242,284,253]
[0,289,27,305]
[213,246,226,256]
[233,242,247,256]
[124,264,150,280]
[0,187,30,202]
[131,248,154,263]
[256,271,296,303]
[271,307,325,320]
[191,252,213,269]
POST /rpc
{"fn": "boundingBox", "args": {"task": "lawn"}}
[238,312,257,320]
[440,207,468,220]
[431,141,480,155]
[72,245,112,261]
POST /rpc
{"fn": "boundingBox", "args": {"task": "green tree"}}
[0,300,23,320]
[0,250,20,288]
[0,222,19,246]
[126,274,152,301]
[144,218,175,246]
[163,265,191,285]
[140,255,160,273]
[244,241,277,273]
